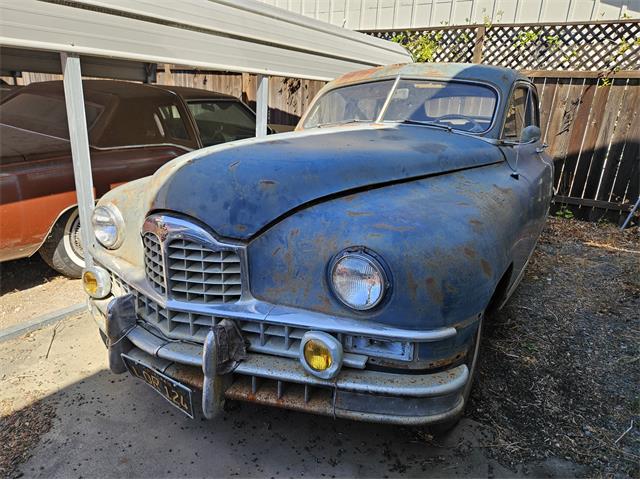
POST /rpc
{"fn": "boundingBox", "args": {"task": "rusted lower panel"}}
[225,376,334,416]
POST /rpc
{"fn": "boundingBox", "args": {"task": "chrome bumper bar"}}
[90,297,469,425]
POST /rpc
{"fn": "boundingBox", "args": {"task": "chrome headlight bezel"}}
[91,204,125,249]
[328,248,391,311]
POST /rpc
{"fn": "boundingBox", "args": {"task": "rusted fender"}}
[248,160,546,331]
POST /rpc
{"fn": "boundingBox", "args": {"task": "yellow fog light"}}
[304,340,333,371]
[299,332,343,379]
[83,270,98,295]
[82,266,111,299]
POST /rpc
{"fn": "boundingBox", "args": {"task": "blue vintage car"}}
[85,63,553,429]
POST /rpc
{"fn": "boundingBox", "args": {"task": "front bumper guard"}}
[101,296,469,425]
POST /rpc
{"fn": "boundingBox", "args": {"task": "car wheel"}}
[39,208,85,278]
[428,314,484,435]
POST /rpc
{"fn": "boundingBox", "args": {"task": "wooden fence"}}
[364,20,640,223]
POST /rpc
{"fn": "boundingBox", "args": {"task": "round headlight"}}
[92,205,124,249]
[329,251,388,311]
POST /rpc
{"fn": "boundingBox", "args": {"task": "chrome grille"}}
[143,233,165,295]
[112,275,309,355]
[167,239,242,303]
[135,291,224,343]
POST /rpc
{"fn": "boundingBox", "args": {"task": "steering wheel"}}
[436,114,482,131]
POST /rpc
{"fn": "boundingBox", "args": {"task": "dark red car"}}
[0,80,262,277]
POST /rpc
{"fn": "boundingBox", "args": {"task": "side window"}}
[503,85,538,142]
[157,104,190,141]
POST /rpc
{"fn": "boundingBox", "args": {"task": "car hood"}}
[151,125,502,240]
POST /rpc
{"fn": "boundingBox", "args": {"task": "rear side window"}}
[0,93,102,139]
[93,98,197,149]
[187,100,257,146]
[157,104,190,140]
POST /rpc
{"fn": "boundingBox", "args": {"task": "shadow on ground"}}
[4,367,589,479]
[0,256,59,295]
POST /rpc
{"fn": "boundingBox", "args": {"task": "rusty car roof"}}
[330,62,527,91]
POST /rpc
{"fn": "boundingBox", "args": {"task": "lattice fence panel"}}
[366,27,478,63]
[364,21,640,71]
[482,22,640,71]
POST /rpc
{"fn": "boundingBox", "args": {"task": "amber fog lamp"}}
[82,266,111,299]
[299,331,343,379]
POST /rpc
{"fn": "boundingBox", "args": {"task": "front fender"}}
[248,162,525,331]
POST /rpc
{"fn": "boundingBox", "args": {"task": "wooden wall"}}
[532,74,638,223]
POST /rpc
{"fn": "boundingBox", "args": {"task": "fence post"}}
[472,26,486,63]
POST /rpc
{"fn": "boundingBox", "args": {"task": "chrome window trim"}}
[141,213,250,302]
[498,80,539,144]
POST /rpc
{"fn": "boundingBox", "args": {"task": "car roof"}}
[10,80,239,101]
[330,62,527,92]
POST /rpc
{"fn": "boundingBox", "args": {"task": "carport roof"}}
[0,0,411,81]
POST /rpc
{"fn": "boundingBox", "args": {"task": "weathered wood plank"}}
[569,79,611,200]
[545,78,574,190]
[563,79,597,197]
[579,80,628,218]
[609,79,640,207]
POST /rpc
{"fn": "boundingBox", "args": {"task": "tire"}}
[428,315,484,435]
[39,208,85,278]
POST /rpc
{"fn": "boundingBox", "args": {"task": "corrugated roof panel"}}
[0,0,411,81]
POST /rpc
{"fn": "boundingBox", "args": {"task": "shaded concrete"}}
[2,314,528,478]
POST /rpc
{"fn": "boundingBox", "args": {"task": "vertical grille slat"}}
[143,233,166,295]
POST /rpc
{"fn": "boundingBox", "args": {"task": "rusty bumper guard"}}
[101,295,469,425]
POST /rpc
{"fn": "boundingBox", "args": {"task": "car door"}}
[500,82,554,277]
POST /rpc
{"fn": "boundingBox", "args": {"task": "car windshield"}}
[303,78,497,133]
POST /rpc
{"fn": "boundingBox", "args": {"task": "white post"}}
[256,74,269,137]
[60,52,95,268]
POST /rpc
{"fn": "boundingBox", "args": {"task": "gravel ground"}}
[468,217,639,477]
[0,256,84,331]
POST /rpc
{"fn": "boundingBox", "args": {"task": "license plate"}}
[121,354,194,418]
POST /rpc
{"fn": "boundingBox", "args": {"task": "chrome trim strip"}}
[125,325,468,398]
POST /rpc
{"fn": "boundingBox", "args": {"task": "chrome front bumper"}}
[89,297,470,425]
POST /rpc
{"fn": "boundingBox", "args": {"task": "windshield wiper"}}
[314,119,373,128]
[397,119,452,132]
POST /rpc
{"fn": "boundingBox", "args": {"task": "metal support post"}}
[256,74,269,137]
[60,52,95,268]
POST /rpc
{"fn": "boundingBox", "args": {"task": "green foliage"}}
[516,30,540,49]
[545,34,561,51]
[598,76,613,88]
[555,206,574,219]
[391,31,444,63]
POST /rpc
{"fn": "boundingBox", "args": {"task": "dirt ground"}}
[0,217,638,478]
[469,217,639,477]
[0,256,84,330]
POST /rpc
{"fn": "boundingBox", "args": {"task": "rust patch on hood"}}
[480,259,493,277]
[425,277,444,305]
